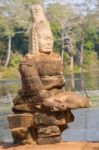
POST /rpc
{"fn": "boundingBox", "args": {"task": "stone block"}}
[8,113,33,129]
[37,126,60,137]
[11,127,33,144]
[33,112,66,126]
[12,103,39,113]
[36,136,61,145]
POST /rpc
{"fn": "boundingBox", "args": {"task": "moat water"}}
[0,72,99,142]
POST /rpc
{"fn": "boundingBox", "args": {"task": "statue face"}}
[38,30,53,54]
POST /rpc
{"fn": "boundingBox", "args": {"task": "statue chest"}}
[34,54,63,76]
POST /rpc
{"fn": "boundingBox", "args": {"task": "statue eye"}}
[47,36,51,40]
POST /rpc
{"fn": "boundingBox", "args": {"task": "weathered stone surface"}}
[43,92,90,111]
[37,126,60,137]
[19,54,64,101]
[41,76,65,90]
[22,76,44,94]
[58,110,74,133]
[19,53,64,100]
[13,95,41,106]
[8,114,33,129]
[48,88,63,97]
[33,112,66,126]
[36,136,61,145]
[59,124,68,133]
[64,109,74,123]
[13,95,24,105]
[12,104,34,113]
[11,127,33,144]
[20,53,63,77]
[35,55,63,76]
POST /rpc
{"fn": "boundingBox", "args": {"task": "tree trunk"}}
[4,35,11,67]
[79,40,89,98]
[79,40,84,71]
[79,40,84,89]
[70,55,75,90]
[61,25,64,63]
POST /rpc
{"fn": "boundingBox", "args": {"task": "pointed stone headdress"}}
[28,5,53,54]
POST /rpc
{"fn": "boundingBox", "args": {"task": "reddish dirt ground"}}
[0,142,99,150]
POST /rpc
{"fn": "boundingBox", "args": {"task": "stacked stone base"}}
[8,110,74,145]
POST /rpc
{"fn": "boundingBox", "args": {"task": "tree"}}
[46,2,79,90]
[46,2,77,55]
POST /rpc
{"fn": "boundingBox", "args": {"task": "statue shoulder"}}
[51,52,61,59]
[20,53,36,66]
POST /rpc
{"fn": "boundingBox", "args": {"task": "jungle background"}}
[0,0,99,79]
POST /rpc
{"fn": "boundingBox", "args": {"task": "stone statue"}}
[8,5,90,145]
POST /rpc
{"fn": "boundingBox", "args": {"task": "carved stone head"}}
[28,5,53,54]
[38,24,53,54]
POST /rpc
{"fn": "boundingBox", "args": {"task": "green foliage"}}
[84,40,94,51]
[0,52,22,79]
[83,50,98,69]
[0,67,20,79]
[0,0,99,78]
[50,21,61,52]
[9,52,22,67]
[50,22,60,40]
[84,27,99,54]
